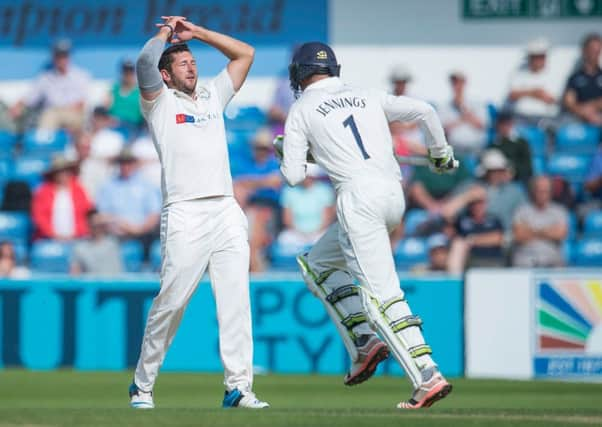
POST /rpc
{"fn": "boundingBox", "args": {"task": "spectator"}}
[130,134,162,188]
[408,158,481,220]
[439,71,488,155]
[268,73,296,136]
[0,241,30,278]
[507,38,558,123]
[105,59,144,131]
[512,176,568,267]
[491,110,533,184]
[585,147,602,200]
[389,64,413,97]
[32,156,93,240]
[425,234,450,272]
[563,33,602,125]
[71,209,124,276]
[88,106,125,160]
[9,39,91,132]
[448,194,505,274]
[68,130,116,200]
[477,149,527,232]
[233,128,282,272]
[276,165,335,254]
[96,148,161,256]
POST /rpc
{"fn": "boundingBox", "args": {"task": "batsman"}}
[277,42,456,409]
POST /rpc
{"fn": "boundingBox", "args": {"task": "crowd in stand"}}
[0,32,601,276]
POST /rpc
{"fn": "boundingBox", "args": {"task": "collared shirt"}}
[140,68,235,205]
[281,77,448,189]
[565,66,602,103]
[25,65,91,109]
[96,172,161,226]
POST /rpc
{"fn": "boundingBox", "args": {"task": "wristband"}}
[161,23,174,38]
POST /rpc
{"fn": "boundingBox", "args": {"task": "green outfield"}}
[0,370,600,427]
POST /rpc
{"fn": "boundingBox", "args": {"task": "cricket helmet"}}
[288,42,340,92]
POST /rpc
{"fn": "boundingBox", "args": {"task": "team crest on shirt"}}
[175,112,219,127]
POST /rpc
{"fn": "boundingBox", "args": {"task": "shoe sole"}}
[423,382,452,408]
[344,342,390,386]
[130,402,154,409]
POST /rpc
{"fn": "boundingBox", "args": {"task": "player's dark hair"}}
[158,43,191,73]
[581,32,601,50]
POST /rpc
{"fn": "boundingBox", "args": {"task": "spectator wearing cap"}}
[563,33,602,125]
[88,106,125,160]
[105,59,144,131]
[448,193,505,274]
[233,128,283,272]
[477,149,527,232]
[491,110,533,184]
[425,234,450,272]
[70,209,124,276]
[388,64,427,169]
[0,241,30,279]
[512,176,568,267]
[9,39,91,132]
[508,38,559,123]
[276,164,335,254]
[438,71,488,156]
[32,156,93,240]
[96,148,161,255]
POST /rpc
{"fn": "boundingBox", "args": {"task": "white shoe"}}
[223,389,270,409]
[344,335,389,386]
[129,383,154,409]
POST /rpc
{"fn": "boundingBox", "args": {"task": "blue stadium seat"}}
[269,241,306,271]
[404,210,430,236]
[532,155,546,175]
[0,212,30,241]
[563,240,575,266]
[121,240,144,273]
[23,129,69,155]
[394,237,428,270]
[516,125,547,156]
[556,124,600,154]
[150,239,162,271]
[0,131,17,153]
[574,238,602,267]
[12,156,50,187]
[0,158,13,182]
[584,210,602,238]
[224,106,267,132]
[567,211,577,241]
[546,154,591,184]
[30,240,73,273]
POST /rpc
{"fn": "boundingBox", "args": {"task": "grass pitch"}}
[0,370,600,426]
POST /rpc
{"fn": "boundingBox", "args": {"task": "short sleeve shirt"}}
[565,67,602,103]
[140,68,235,205]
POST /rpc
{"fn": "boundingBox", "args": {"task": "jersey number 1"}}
[343,115,370,159]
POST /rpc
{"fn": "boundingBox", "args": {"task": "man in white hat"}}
[507,37,559,122]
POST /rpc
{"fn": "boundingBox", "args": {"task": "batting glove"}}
[428,145,459,174]
[273,134,284,161]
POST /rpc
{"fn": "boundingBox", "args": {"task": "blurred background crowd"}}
[0,28,601,277]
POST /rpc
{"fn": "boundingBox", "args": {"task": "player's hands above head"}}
[428,145,459,174]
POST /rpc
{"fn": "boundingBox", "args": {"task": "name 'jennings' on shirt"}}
[315,96,367,117]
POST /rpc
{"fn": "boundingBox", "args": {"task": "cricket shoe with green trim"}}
[344,334,389,386]
[396,367,452,409]
[129,383,154,409]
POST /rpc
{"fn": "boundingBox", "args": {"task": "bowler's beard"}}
[169,73,197,96]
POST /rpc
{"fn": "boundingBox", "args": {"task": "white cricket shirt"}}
[141,68,235,205]
[281,77,448,189]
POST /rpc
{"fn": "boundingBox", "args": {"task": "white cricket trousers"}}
[308,176,405,303]
[134,196,253,393]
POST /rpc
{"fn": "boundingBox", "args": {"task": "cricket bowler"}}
[278,42,455,409]
[128,16,269,409]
